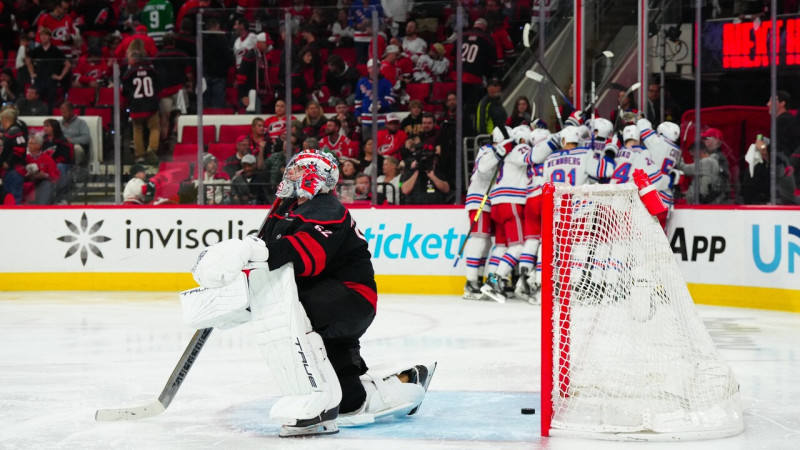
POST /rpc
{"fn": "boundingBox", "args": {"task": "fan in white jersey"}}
[480,126,533,303]
[603,126,668,189]
[462,126,511,300]
[542,126,613,187]
[637,118,682,226]
[514,128,552,303]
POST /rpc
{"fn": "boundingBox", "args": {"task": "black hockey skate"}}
[481,273,507,303]
[279,406,340,438]
[399,362,437,415]
[463,280,484,300]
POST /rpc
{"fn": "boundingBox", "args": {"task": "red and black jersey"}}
[0,124,28,177]
[154,46,192,97]
[37,12,79,58]
[460,27,496,84]
[261,195,377,310]
[72,55,111,86]
[121,61,160,118]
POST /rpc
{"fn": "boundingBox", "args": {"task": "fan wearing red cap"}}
[700,127,733,200]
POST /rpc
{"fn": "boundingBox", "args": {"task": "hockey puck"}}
[520,408,536,415]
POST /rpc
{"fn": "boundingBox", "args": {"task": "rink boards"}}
[0,205,797,312]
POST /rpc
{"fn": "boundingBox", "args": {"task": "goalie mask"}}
[276,150,340,200]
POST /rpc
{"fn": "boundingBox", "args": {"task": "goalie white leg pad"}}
[336,373,426,427]
[180,272,252,330]
[247,265,341,435]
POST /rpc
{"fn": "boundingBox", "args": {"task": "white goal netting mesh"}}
[547,184,743,440]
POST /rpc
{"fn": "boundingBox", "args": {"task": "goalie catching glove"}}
[192,235,269,288]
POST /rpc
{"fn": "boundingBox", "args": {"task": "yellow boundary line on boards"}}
[1,274,798,313]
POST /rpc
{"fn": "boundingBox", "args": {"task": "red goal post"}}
[540,182,743,441]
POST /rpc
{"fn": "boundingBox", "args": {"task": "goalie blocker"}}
[184,150,436,437]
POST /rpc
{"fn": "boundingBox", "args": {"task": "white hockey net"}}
[542,183,743,441]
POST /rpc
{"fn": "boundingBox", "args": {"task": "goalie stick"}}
[95,201,282,422]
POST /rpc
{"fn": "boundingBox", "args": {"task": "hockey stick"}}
[95,200,283,422]
[453,160,503,267]
[95,327,213,421]
[551,96,563,128]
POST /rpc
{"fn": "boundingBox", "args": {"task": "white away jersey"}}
[466,144,500,211]
[488,143,531,205]
[639,127,682,205]
[542,147,608,187]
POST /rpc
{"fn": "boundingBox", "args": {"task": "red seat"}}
[171,143,202,165]
[332,47,356,65]
[67,87,96,106]
[84,107,112,130]
[405,83,431,102]
[430,82,456,103]
[157,161,191,181]
[96,87,116,107]
[208,142,237,162]
[203,107,234,115]
[218,124,251,143]
[181,125,216,144]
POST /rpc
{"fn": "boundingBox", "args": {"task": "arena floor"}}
[1,292,798,449]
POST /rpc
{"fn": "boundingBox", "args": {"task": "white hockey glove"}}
[636,118,653,132]
[192,235,269,288]
[668,168,684,188]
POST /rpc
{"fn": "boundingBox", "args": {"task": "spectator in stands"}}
[123,163,148,204]
[298,23,322,56]
[330,8,355,47]
[25,27,71,110]
[611,88,638,132]
[741,135,798,205]
[292,45,324,106]
[114,25,158,59]
[402,20,427,64]
[71,46,111,88]
[349,0,383,64]
[230,153,267,204]
[232,15,258,70]
[488,12,514,72]
[43,118,75,203]
[0,107,27,204]
[354,172,371,201]
[768,90,800,183]
[0,68,21,104]
[700,128,734,201]
[382,0,410,38]
[461,18,496,115]
[173,17,197,57]
[402,99,423,135]
[15,31,34,84]
[325,54,360,107]
[400,132,451,204]
[355,58,394,129]
[175,0,211,35]
[23,133,59,205]
[264,99,297,143]
[475,77,504,135]
[16,86,48,117]
[202,18,233,109]
[320,117,355,158]
[385,41,414,82]
[377,155,400,204]
[359,137,375,174]
[377,112,407,160]
[339,157,359,183]
[59,102,90,166]
[301,100,327,141]
[507,96,533,127]
[676,145,723,204]
[121,50,160,165]
[237,32,272,114]
[333,98,359,141]
[412,43,450,83]
[119,0,143,34]
[141,0,174,46]
[155,33,193,146]
[248,117,273,158]
[37,0,81,59]
[223,134,249,179]
[197,153,230,205]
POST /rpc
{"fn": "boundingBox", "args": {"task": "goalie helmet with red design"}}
[276,150,340,200]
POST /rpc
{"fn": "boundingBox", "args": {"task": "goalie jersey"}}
[261,195,377,308]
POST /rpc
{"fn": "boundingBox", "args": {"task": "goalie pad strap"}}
[180,272,251,330]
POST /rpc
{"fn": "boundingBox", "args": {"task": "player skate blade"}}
[480,285,506,304]
[95,401,166,421]
[279,420,339,437]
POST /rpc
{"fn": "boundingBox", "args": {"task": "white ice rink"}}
[1,291,799,449]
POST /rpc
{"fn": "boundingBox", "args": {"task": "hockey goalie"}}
[184,150,436,437]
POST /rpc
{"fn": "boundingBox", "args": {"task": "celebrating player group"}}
[462,108,682,304]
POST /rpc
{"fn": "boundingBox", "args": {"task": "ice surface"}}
[1,292,798,449]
